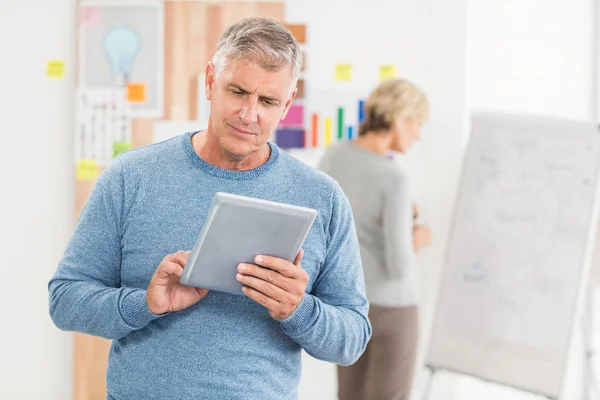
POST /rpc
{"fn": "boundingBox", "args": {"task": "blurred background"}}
[1,0,600,399]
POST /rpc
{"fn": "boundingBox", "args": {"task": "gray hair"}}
[212,17,302,84]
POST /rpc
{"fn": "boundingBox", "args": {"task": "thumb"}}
[294,249,304,266]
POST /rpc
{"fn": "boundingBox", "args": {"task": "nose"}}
[239,98,259,125]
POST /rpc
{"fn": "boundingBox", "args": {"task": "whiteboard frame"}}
[424,112,600,399]
[77,0,164,118]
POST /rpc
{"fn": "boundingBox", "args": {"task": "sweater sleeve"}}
[48,160,164,340]
[382,170,415,279]
[279,185,372,366]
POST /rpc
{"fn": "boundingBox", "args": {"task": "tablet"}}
[180,192,318,295]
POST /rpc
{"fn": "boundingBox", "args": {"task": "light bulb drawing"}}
[103,26,141,86]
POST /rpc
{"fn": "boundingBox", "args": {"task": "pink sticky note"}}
[280,104,304,126]
[81,7,100,26]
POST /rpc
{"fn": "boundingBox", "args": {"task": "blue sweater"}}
[48,132,371,400]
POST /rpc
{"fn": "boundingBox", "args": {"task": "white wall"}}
[467,0,594,121]
[0,1,74,399]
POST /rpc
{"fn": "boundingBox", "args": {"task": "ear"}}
[279,87,298,122]
[205,62,216,101]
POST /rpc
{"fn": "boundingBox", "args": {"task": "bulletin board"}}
[78,0,164,117]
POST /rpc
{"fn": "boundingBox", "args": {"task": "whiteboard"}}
[426,112,600,398]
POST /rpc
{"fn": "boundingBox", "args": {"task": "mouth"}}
[228,123,256,136]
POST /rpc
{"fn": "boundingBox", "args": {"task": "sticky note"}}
[280,104,304,126]
[76,159,99,181]
[46,60,65,78]
[127,83,146,103]
[81,7,100,26]
[284,24,306,44]
[113,141,132,158]
[379,65,397,81]
[335,64,352,82]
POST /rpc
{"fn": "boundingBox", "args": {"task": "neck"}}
[352,131,393,155]
[192,130,271,171]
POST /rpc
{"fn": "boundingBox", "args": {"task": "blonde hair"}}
[359,79,429,136]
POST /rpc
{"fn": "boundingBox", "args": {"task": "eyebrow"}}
[227,83,281,104]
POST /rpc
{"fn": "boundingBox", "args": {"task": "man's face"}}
[205,58,296,160]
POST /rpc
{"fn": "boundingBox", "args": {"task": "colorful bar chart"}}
[276,97,367,149]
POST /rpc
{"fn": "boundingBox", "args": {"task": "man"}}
[49,17,371,400]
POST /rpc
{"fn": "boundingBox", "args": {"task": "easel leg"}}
[421,367,437,400]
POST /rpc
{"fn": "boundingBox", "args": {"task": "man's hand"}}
[146,250,209,315]
[236,249,308,320]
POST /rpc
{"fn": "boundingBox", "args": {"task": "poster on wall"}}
[77,0,164,117]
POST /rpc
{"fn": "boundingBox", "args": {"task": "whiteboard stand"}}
[582,284,600,400]
[420,365,436,400]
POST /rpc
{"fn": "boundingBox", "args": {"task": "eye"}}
[232,90,244,96]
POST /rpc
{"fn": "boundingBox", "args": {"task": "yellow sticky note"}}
[127,83,146,103]
[76,159,99,182]
[334,64,352,82]
[379,65,397,81]
[46,60,65,78]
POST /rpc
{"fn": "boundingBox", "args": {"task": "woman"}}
[318,78,431,400]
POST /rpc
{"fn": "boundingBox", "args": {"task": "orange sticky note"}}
[127,83,146,103]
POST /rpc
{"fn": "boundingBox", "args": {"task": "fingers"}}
[238,253,309,321]
[236,272,292,303]
[156,261,185,281]
[241,286,298,320]
[155,250,191,281]
[241,286,280,310]
[293,249,304,266]
[237,263,296,292]
[253,252,306,279]
[166,250,191,267]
